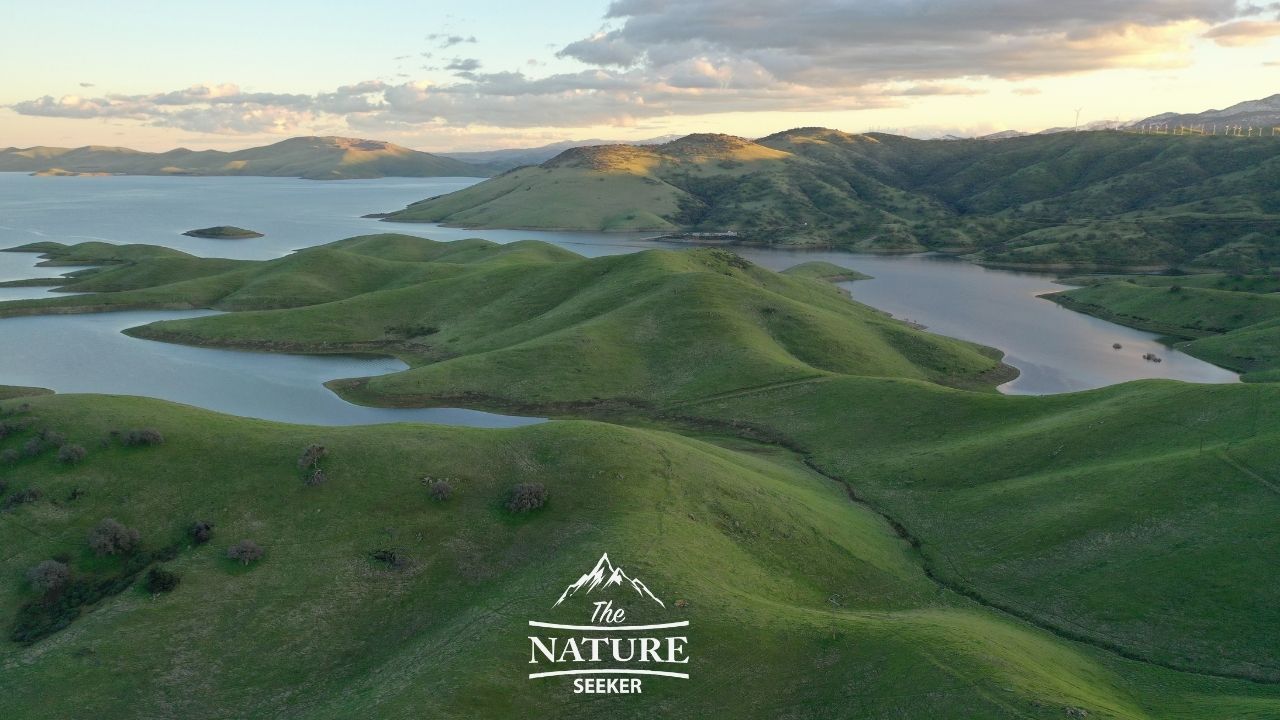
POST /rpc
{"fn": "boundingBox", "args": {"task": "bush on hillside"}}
[298,444,327,470]
[27,560,70,594]
[87,518,141,557]
[0,449,17,464]
[57,444,87,465]
[3,487,42,509]
[428,479,453,501]
[504,483,549,513]
[190,520,214,545]
[227,540,264,565]
[144,567,180,594]
[122,428,164,446]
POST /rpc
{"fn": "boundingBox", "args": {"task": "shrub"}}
[371,548,408,569]
[0,449,17,464]
[87,518,141,557]
[305,468,327,487]
[298,444,327,470]
[190,520,214,545]
[504,483,549,513]
[27,560,70,594]
[428,480,453,501]
[227,540,264,565]
[122,428,164,446]
[57,444,87,465]
[40,429,66,447]
[0,478,6,495]
[3,487,42,510]
[144,567,180,594]
[22,438,44,458]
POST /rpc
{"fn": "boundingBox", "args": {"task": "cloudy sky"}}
[2,0,1278,151]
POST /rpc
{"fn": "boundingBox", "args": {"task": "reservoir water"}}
[0,173,1237,420]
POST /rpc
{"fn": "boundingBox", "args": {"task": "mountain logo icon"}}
[553,553,665,608]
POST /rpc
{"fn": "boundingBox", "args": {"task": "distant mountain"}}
[553,553,665,608]
[383,126,1280,270]
[1132,93,1280,130]
[0,136,488,180]
[441,135,681,171]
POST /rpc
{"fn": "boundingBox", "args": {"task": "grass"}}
[2,392,1279,719]
[1048,278,1280,378]
[0,136,488,180]
[3,235,1280,717]
[781,261,872,282]
[381,130,1280,270]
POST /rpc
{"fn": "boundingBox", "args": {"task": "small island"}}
[782,261,872,282]
[182,225,264,239]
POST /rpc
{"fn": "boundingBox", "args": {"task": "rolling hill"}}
[2,235,1280,716]
[383,129,1280,270]
[0,136,488,180]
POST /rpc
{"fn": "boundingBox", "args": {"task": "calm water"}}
[0,173,1237,416]
[0,310,542,427]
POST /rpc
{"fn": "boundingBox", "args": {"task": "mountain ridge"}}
[0,135,489,180]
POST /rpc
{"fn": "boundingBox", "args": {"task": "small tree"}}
[87,518,141,557]
[505,483,549,513]
[57,444,87,465]
[227,540,264,566]
[297,444,327,470]
[145,566,180,594]
[190,520,214,545]
[123,428,164,446]
[27,560,70,594]
[428,480,453,502]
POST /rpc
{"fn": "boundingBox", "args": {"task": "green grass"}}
[2,393,1279,719]
[781,261,872,282]
[1049,279,1280,378]
[381,130,1280,270]
[0,136,488,180]
[3,235,1280,717]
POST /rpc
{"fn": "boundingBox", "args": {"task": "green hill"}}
[383,130,1280,270]
[0,136,488,180]
[3,391,1279,718]
[4,235,1280,716]
[1048,278,1280,381]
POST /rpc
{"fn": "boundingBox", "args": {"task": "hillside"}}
[3,236,1280,715]
[1133,93,1280,130]
[1048,275,1280,381]
[0,136,488,180]
[6,391,1279,718]
[0,235,1011,396]
[383,129,1280,270]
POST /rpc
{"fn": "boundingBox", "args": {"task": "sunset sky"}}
[2,0,1278,151]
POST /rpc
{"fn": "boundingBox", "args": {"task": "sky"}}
[1,0,1277,152]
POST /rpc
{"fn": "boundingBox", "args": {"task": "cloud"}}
[559,0,1240,83]
[78,82,95,88]
[1203,19,1280,44]
[428,33,477,48]
[8,1,1268,136]
[445,57,483,73]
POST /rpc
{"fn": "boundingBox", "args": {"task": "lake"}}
[0,173,1237,420]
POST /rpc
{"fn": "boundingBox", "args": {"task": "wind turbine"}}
[1073,107,1083,131]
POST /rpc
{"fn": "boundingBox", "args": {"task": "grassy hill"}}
[383,130,1280,270]
[4,236,1280,716]
[1048,277,1280,381]
[0,136,488,180]
[3,391,1280,718]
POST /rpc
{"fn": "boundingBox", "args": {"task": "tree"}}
[27,560,70,594]
[505,483,549,513]
[87,518,141,557]
[227,540,264,566]
[122,428,164,446]
[190,520,214,545]
[428,480,453,501]
[57,444,87,465]
[144,567,180,594]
